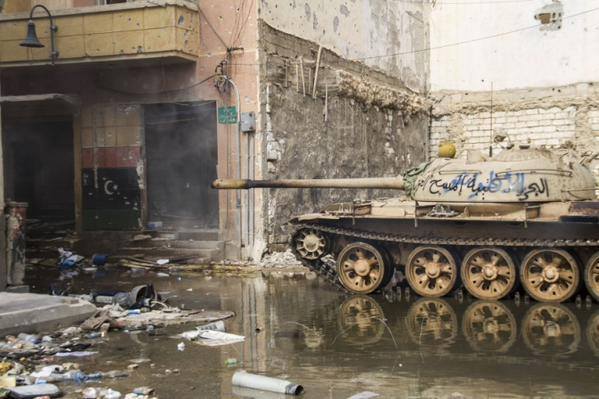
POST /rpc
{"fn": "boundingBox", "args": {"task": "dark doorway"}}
[144,102,218,229]
[3,119,74,222]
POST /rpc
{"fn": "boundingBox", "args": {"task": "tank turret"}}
[213,146,599,304]
[214,146,597,203]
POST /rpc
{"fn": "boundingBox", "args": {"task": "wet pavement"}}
[20,266,599,398]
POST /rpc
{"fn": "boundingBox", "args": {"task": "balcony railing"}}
[0,0,199,66]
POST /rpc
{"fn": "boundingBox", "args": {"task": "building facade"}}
[0,0,431,287]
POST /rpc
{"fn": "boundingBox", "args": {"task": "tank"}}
[213,145,599,303]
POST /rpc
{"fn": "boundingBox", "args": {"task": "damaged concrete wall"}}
[430,83,599,182]
[259,0,430,93]
[430,1,599,91]
[258,23,430,247]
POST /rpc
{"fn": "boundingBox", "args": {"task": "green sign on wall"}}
[218,106,238,124]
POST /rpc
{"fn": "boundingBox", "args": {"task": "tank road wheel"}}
[406,246,457,298]
[462,301,517,353]
[461,248,517,300]
[520,249,580,303]
[336,242,391,294]
[294,229,328,260]
[584,252,599,302]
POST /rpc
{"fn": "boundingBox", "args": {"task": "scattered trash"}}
[232,370,303,395]
[156,259,170,266]
[132,386,154,395]
[198,321,226,332]
[177,320,228,341]
[177,342,186,352]
[225,358,238,367]
[147,221,163,230]
[58,248,84,269]
[197,330,245,346]
[156,273,169,278]
[91,254,109,267]
[347,392,380,399]
[8,383,62,398]
[102,388,122,399]
[82,387,99,398]
[0,376,16,388]
[0,363,12,375]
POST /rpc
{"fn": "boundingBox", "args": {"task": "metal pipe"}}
[213,176,406,190]
[224,77,243,257]
[0,71,6,291]
[232,370,303,395]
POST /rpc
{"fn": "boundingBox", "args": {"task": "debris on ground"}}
[58,248,85,270]
[118,256,199,271]
[232,370,303,395]
[259,250,302,268]
[175,320,227,341]
[8,383,62,398]
[196,330,245,347]
[347,392,380,399]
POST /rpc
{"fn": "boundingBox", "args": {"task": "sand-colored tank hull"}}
[289,200,599,303]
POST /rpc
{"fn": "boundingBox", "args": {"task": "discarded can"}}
[232,370,303,395]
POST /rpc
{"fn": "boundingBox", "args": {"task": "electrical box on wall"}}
[241,112,256,133]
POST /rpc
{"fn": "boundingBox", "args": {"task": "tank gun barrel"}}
[212,177,405,190]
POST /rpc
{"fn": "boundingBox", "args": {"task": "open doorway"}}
[3,119,75,223]
[144,102,218,230]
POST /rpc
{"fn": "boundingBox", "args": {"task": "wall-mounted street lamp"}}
[19,4,59,64]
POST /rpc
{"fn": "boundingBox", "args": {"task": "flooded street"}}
[23,266,599,399]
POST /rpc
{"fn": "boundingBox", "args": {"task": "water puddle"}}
[23,266,599,398]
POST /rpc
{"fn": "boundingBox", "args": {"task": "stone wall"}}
[258,22,430,247]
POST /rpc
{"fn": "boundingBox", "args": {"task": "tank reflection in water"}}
[334,295,595,358]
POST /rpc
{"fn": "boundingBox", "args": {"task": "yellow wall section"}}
[0,2,199,64]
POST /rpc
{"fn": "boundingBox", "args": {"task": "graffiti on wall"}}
[420,171,550,201]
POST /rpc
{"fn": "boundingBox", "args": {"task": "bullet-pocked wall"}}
[259,0,430,94]
[428,0,599,181]
[257,23,430,248]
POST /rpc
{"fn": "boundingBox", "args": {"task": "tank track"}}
[290,222,599,294]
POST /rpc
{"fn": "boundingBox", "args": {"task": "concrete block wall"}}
[431,106,579,155]
[430,84,599,184]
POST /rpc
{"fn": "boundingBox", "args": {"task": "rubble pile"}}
[258,250,302,268]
